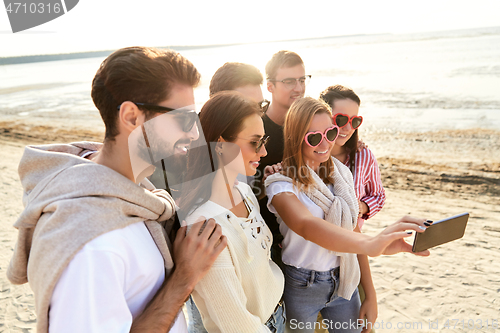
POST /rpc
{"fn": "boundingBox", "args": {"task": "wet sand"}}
[0,120,499,332]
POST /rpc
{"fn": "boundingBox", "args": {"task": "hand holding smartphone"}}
[412,213,469,252]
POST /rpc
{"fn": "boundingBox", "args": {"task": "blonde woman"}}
[265,97,429,333]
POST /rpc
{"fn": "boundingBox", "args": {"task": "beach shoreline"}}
[0,122,499,332]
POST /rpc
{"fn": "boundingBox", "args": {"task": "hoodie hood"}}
[7,142,176,333]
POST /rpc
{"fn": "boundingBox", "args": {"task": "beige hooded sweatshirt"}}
[7,142,177,333]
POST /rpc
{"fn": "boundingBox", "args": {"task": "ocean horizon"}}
[1,26,499,133]
[1,26,498,63]
[0,32,392,65]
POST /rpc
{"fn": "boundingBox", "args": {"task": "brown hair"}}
[91,46,200,141]
[265,50,304,80]
[319,85,361,172]
[282,97,334,188]
[209,62,263,97]
[179,91,262,217]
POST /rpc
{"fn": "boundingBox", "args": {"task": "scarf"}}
[7,142,176,333]
[265,157,360,300]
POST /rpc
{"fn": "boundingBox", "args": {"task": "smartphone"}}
[412,213,469,252]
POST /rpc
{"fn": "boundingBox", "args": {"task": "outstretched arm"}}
[271,192,429,257]
[131,220,227,332]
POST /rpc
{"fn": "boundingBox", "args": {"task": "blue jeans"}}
[186,295,208,333]
[187,294,285,333]
[266,301,286,333]
[283,264,361,333]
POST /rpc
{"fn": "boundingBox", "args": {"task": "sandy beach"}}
[0,119,499,332]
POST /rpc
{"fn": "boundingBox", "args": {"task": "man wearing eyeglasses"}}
[252,50,311,268]
[7,47,226,333]
[266,52,309,127]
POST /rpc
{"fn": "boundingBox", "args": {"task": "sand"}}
[0,120,499,332]
[0,140,36,332]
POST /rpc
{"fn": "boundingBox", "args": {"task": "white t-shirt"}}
[267,181,340,271]
[49,221,187,333]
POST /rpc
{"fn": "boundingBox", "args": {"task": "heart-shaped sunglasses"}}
[304,125,339,147]
[333,113,363,130]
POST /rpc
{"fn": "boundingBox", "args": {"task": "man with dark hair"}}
[7,46,226,333]
[209,62,266,103]
[253,50,310,266]
[150,62,267,192]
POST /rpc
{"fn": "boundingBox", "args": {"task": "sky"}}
[1,0,500,57]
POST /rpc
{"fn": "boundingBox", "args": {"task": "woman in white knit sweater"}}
[179,91,285,333]
[265,97,430,333]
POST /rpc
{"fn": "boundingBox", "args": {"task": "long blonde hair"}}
[282,97,335,188]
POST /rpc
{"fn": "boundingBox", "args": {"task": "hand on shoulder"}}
[172,218,227,290]
[263,162,282,183]
[357,139,368,152]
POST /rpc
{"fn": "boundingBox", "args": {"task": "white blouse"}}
[266,181,340,271]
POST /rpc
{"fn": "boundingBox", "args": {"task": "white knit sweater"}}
[185,182,284,333]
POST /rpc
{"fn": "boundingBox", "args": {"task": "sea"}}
[1,26,499,134]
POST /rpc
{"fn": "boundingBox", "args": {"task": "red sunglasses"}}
[333,113,363,130]
[304,125,339,147]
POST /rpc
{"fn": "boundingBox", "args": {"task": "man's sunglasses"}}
[304,126,339,148]
[269,75,311,90]
[333,113,363,130]
[118,102,198,132]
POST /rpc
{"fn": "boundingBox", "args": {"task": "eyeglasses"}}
[118,102,199,132]
[333,113,363,130]
[304,126,339,148]
[260,99,270,113]
[236,135,270,153]
[269,75,311,90]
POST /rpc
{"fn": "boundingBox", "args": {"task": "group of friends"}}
[7,47,431,333]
